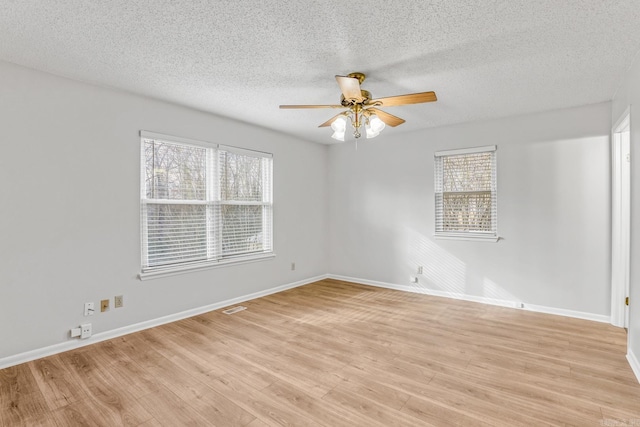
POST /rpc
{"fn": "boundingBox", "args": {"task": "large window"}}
[140,131,273,277]
[434,145,497,241]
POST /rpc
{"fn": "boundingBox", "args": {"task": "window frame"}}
[139,131,274,280]
[434,145,498,242]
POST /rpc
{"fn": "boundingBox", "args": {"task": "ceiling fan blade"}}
[335,75,363,103]
[367,108,405,127]
[280,104,344,109]
[368,91,437,107]
[318,113,346,128]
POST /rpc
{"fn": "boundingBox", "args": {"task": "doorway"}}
[611,108,631,329]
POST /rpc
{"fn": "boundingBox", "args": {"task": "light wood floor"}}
[2,279,640,426]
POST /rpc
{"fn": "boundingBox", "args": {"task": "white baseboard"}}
[327,274,610,324]
[329,274,519,308]
[628,350,640,384]
[0,274,328,370]
[521,302,609,323]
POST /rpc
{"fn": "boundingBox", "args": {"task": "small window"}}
[140,131,273,277]
[434,145,497,241]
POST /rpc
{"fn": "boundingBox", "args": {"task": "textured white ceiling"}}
[2,1,640,144]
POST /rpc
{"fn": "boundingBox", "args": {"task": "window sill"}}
[434,233,499,242]
[139,252,276,281]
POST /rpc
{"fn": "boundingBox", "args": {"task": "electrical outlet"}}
[101,299,109,312]
[417,266,423,275]
[80,323,92,339]
[291,262,295,271]
[114,295,123,308]
[84,302,95,316]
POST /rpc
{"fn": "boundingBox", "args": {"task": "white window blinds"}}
[434,146,497,239]
[140,132,273,273]
[219,148,273,257]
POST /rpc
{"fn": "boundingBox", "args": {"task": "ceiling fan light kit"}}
[365,114,385,138]
[280,72,437,143]
[330,115,347,141]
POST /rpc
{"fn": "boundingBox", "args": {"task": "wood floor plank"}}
[334,372,412,411]
[1,279,639,426]
[339,361,437,401]
[48,397,108,427]
[245,418,271,427]
[400,394,494,426]
[57,350,154,426]
[136,385,211,426]
[183,387,256,427]
[261,380,363,426]
[28,355,85,410]
[0,364,50,425]
[229,341,346,399]
[439,359,607,424]
[135,347,258,425]
[320,385,428,427]
[424,373,576,426]
[206,375,323,427]
[201,350,279,391]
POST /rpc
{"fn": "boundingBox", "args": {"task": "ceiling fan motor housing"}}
[347,72,366,84]
[341,89,372,106]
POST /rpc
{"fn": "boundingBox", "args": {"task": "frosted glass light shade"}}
[365,124,379,139]
[365,114,385,139]
[369,115,385,133]
[331,116,347,132]
[331,131,345,141]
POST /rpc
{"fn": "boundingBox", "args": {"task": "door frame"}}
[611,106,631,329]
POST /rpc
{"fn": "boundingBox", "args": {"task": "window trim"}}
[434,145,498,242]
[433,232,499,242]
[139,131,274,280]
[138,252,276,280]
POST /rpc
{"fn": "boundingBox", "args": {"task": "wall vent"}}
[222,306,247,315]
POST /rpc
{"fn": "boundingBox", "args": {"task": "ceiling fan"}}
[279,72,437,141]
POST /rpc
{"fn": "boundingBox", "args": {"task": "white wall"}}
[612,56,640,374]
[0,61,329,360]
[328,103,611,316]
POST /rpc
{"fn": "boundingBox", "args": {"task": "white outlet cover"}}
[84,302,95,316]
[80,323,92,339]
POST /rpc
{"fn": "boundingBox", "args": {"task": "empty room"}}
[2,1,640,426]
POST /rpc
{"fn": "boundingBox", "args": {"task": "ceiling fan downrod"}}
[352,104,362,139]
